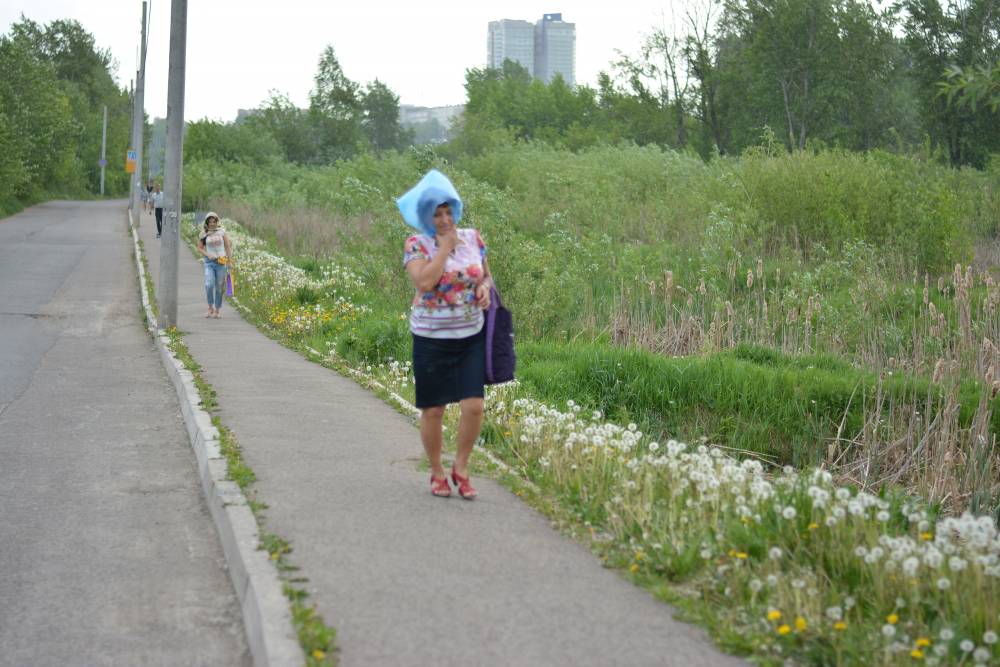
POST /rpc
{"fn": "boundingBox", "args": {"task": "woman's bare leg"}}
[420,406,447,478]
[454,397,484,477]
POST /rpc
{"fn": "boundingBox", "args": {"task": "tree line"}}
[0,17,132,214]
[185,46,410,167]
[4,3,997,212]
[459,0,1000,167]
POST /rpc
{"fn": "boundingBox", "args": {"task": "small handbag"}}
[225,272,234,297]
[485,286,515,384]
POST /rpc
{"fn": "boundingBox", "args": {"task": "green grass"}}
[197,203,1000,666]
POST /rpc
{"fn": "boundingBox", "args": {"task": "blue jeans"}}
[204,259,228,309]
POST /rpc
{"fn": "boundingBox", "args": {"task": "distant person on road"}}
[144,178,154,213]
[399,169,494,500]
[152,184,164,238]
[197,212,232,319]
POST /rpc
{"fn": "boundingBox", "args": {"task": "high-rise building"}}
[534,13,575,86]
[486,14,576,85]
[487,19,535,73]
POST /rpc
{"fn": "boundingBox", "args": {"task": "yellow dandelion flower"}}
[915,638,931,647]
[728,549,737,558]
[735,552,749,560]
[887,614,899,625]
[910,649,924,659]
[312,649,326,660]
[635,550,645,561]
[834,621,848,631]
[767,610,782,621]
[795,617,807,631]
[629,563,639,573]
[777,624,792,635]
[270,552,280,560]
[808,522,819,530]
[920,532,934,541]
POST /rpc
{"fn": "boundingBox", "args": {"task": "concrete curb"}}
[127,214,305,667]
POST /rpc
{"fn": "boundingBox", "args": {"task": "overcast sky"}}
[1,1,695,122]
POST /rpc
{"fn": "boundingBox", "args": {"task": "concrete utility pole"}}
[158,0,187,329]
[129,1,148,225]
[100,105,107,195]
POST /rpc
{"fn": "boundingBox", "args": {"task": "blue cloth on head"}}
[396,169,463,237]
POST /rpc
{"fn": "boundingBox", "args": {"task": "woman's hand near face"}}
[437,228,459,253]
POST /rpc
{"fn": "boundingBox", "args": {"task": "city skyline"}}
[1,1,686,122]
[488,13,576,86]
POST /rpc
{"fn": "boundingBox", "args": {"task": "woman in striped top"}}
[403,188,493,499]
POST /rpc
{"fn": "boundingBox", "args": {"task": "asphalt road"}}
[0,201,249,666]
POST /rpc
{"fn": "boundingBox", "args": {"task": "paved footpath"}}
[0,201,249,666]
[140,209,745,667]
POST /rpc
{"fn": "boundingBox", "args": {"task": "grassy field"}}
[181,142,1000,665]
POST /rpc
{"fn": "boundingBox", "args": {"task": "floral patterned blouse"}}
[403,228,487,339]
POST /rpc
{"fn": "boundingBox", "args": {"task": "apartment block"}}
[487,13,575,86]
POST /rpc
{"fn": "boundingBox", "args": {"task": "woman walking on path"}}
[399,170,494,499]
[152,183,164,238]
[197,212,232,319]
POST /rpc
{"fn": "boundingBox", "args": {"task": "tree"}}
[184,119,282,165]
[682,0,729,154]
[901,0,1000,166]
[0,34,78,199]
[942,60,1000,112]
[462,60,609,148]
[615,12,695,148]
[361,79,410,151]
[700,0,903,153]
[2,17,131,197]
[308,46,365,161]
[246,91,317,164]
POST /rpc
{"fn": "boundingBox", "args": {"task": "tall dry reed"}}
[610,257,1000,514]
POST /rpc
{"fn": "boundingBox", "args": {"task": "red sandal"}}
[430,474,451,498]
[451,466,478,500]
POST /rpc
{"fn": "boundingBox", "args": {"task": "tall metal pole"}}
[100,105,107,195]
[158,0,187,329]
[129,1,148,225]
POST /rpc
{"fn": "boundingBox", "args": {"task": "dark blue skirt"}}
[412,326,486,408]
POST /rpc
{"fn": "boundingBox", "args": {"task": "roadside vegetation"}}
[178,131,999,663]
[0,18,132,215]
[9,2,1000,663]
[169,8,1000,660]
